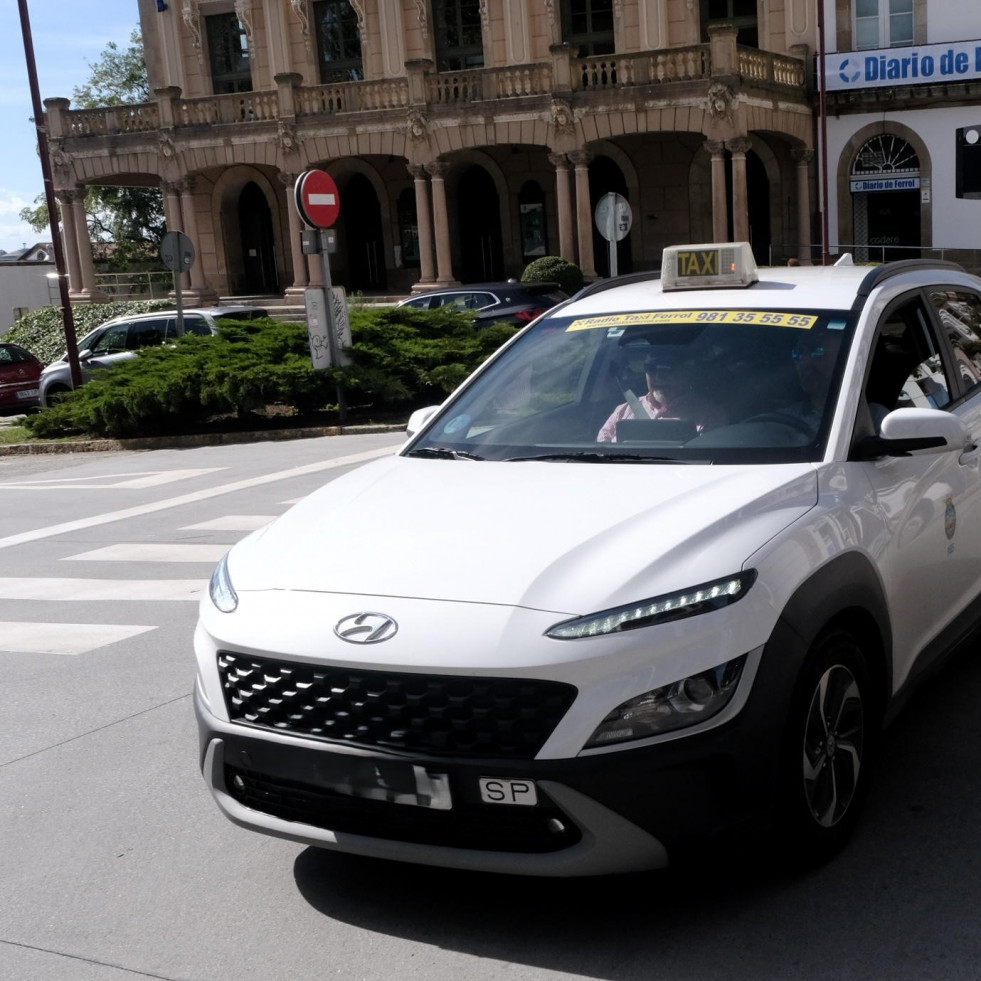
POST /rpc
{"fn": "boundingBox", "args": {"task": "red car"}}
[0,342,43,414]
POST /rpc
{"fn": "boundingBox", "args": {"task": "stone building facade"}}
[43,0,819,303]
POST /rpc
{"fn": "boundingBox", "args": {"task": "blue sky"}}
[0,0,138,254]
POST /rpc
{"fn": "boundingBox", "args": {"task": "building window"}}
[562,0,615,58]
[700,0,759,48]
[314,0,364,83]
[206,12,252,94]
[433,0,484,71]
[854,0,913,50]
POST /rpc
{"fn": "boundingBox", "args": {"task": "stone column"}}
[279,171,309,297]
[792,147,815,264]
[727,137,752,244]
[549,153,576,262]
[71,191,106,301]
[570,150,596,279]
[178,177,217,302]
[705,140,729,243]
[409,164,436,287]
[426,160,457,285]
[55,190,84,297]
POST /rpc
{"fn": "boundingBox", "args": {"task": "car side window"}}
[128,319,169,349]
[865,298,954,426]
[182,315,212,336]
[928,289,981,397]
[91,324,130,355]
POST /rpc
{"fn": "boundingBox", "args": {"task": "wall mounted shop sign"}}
[827,39,981,91]
[850,177,921,193]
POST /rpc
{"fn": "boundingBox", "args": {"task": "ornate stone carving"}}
[407,109,429,143]
[425,160,448,179]
[158,133,177,159]
[278,120,299,153]
[549,99,574,135]
[545,0,556,28]
[414,0,428,41]
[289,0,309,37]
[234,0,255,47]
[349,0,366,33]
[705,81,735,121]
[182,0,201,48]
[48,142,72,177]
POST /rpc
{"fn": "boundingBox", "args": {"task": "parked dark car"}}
[396,281,568,326]
[0,341,43,414]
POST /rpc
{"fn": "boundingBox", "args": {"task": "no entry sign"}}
[294,169,340,229]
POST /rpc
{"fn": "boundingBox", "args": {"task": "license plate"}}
[16,389,39,398]
[313,756,452,809]
[479,777,538,806]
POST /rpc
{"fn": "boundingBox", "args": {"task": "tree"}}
[20,29,165,267]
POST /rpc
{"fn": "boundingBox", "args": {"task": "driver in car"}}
[597,349,724,442]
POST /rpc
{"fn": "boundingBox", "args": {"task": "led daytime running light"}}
[546,571,756,640]
[209,553,239,613]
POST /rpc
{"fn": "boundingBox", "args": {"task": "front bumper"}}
[194,637,796,876]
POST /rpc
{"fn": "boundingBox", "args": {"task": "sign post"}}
[294,169,346,418]
[159,230,195,335]
[594,192,632,278]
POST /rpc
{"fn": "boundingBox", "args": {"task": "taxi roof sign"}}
[661,242,758,291]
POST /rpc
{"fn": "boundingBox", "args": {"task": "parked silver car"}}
[39,305,267,407]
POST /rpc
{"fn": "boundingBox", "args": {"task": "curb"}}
[0,423,406,457]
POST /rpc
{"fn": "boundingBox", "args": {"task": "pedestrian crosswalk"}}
[0,513,278,656]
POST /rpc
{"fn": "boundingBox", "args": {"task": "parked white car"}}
[39,305,266,406]
[194,244,981,876]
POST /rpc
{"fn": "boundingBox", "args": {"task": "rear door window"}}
[928,289,981,397]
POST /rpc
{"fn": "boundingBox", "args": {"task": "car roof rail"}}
[854,258,966,303]
[573,270,662,300]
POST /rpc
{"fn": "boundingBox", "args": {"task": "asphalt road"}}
[1,432,980,981]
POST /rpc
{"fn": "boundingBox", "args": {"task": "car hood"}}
[228,456,818,615]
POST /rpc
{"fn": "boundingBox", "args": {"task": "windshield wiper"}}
[405,446,484,461]
[509,452,708,464]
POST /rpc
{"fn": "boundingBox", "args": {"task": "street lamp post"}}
[17,0,82,386]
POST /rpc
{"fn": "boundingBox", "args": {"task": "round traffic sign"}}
[295,169,341,229]
[594,192,632,243]
[159,230,194,272]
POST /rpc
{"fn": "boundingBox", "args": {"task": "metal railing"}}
[93,271,172,300]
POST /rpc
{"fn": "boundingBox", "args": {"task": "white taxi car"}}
[194,244,981,876]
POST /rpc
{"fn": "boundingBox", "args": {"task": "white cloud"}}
[0,189,45,254]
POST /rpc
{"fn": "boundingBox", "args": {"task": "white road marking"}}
[181,515,274,531]
[0,621,156,655]
[0,444,397,552]
[67,544,228,563]
[0,468,225,490]
[0,578,205,601]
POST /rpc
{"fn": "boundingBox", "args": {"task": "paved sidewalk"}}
[0,412,405,456]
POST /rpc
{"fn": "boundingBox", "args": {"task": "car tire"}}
[43,385,72,407]
[773,627,875,868]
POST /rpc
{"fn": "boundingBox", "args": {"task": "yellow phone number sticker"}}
[567,311,818,331]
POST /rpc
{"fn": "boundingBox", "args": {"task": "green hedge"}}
[22,305,517,440]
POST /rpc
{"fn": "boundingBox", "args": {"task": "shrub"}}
[22,306,518,440]
[521,256,584,296]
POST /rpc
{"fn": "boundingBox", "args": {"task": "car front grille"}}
[224,764,582,853]
[217,652,578,759]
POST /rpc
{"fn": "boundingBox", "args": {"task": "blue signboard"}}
[826,39,981,91]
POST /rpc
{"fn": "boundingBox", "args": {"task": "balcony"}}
[46,39,806,144]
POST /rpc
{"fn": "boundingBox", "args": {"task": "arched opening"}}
[238,182,277,295]
[343,173,387,291]
[850,134,921,262]
[589,156,633,277]
[457,166,503,282]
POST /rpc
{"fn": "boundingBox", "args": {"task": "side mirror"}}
[78,349,93,362]
[856,407,972,459]
[406,405,440,438]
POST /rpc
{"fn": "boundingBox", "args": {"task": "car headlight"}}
[545,571,756,640]
[209,553,238,613]
[585,655,747,747]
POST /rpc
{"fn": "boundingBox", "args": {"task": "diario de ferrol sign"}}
[826,39,981,91]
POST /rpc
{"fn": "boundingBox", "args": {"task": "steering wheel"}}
[744,412,814,437]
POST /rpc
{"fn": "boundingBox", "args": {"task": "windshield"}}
[407,306,856,464]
